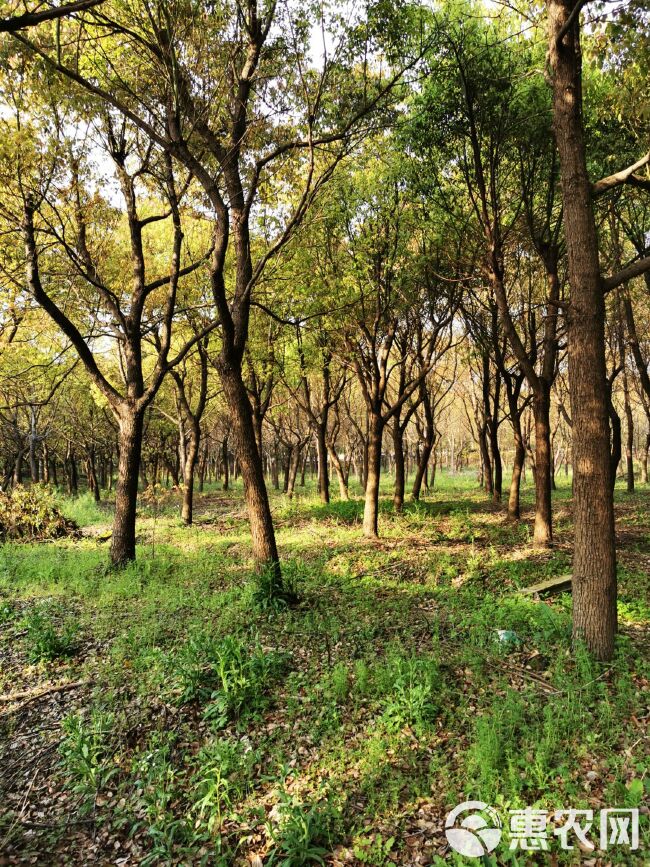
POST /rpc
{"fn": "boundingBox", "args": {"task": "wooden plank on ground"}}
[519,574,572,597]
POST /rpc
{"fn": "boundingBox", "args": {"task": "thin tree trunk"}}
[182,421,200,525]
[508,430,525,520]
[286,445,301,499]
[623,372,634,492]
[110,410,144,566]
[393,421,405,513]
[641,432,649,484]
[316,424,330,504]
[489,425,502,503]
[363,415,383,538]
[88,451,100,503]
[479,423,493,496]
[222,438,229,491]
[533,391,553,545]
[327,442,349,500]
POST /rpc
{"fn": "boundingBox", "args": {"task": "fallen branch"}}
[0,680,88,705]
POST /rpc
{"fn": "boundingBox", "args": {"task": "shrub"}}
[0,485,80,542]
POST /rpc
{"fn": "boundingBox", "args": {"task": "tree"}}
[10,0,419,585]
[1,110,212,564]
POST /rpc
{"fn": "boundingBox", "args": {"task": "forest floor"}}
[0,474,648,866]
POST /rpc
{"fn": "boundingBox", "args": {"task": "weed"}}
[60,710,117,804]
[377,653,440,734]
[266,788,341,866]
[168,631,289,726]
[252,563,300,612]
[190,736,258,832]
[23,605,79,661]
[352,833,396,865]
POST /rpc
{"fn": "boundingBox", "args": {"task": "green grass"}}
[0,471,648,864]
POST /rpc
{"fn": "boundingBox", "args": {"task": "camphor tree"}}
[0,102,213,564]
[9,0,423,585]
[407,5,561,545]
[547,0,650,660]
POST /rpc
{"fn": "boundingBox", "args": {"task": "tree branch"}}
[0,0,103,33]
[592,152,650,197]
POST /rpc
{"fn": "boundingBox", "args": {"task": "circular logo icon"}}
[445,800,502,858]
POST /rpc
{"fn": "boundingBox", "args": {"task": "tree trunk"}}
[608,390,621,492]
[393,421,405,513]
[88,451,101,503]
[286,445,301,499]
[222,438,230,491]
[363,415,383,538]
[218,364,280,574]
[182,421,200,525]
[110,410,144,566]
[316,424,330,504]
[548,0,617,660]
[641,433,649,484]
[623,372,634,492]
[489,424,502,503]
[327,442,349,500]
[508,430,525,520]
[411,436,434,501]
[479,423,493,497]
[271,440,280,490]
[533,391,553,545]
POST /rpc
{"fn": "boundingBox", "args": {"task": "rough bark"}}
[532,389,553,543]
[548,0,617,660]
[218,363,280,573]
[110,410,144,566]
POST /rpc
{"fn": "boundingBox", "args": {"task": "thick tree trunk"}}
[363,415,383,538]
[393,422,405,513]
[548,0,617,660]
[218,364,280,574]
[533,391,553,545]
[110,410,144,566]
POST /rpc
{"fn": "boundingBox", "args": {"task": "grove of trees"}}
[1,0,649,663]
